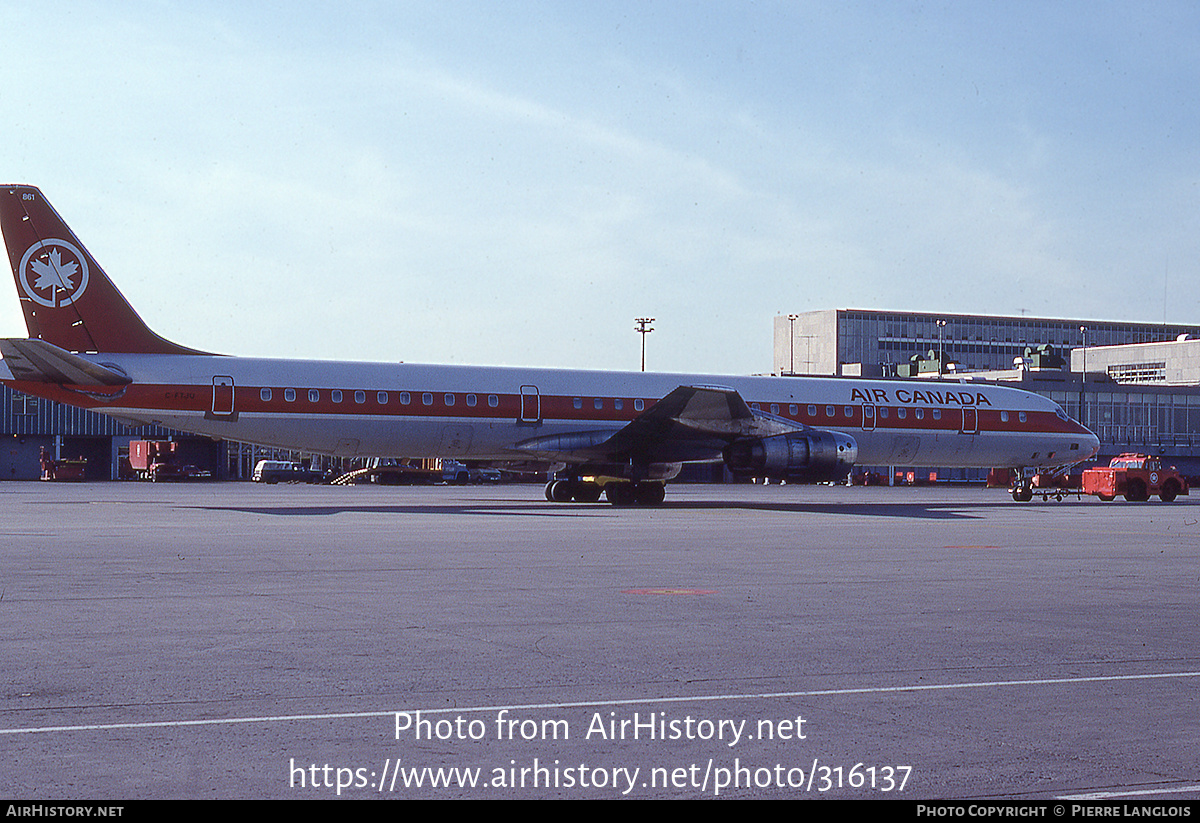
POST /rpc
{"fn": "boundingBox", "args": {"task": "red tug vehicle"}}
[1081,454,1189,502]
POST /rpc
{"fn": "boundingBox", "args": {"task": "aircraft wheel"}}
[545,481,556,501]
[1011,486,1033,503]
[549,480,576,503]
[605,483,636,506]
[573,482,602,503]
[635,482,666,506]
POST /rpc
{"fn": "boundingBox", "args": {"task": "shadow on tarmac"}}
[182,497,1082,519]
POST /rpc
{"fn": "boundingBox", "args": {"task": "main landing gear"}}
[545,478,602,503]
[544,478,666,506]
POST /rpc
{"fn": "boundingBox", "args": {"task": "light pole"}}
[787,314,798,375]
[936,319,947,375]
[635,317,655,372]
[1079,325,1087,428]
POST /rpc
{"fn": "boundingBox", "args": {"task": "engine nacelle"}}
[724,430,858,483]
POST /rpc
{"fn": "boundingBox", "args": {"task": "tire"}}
[574,482,602,503]
[1124,480,1148,502]
[605,483,635,506]
[634,483,666,506]
[1160,481,1179,503]
[548,480,574,503]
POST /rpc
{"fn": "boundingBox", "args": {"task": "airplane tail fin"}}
[0,185,207,354]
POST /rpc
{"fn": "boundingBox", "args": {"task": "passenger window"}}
[355,391,366,404]
[260,388,272,402]
[574,398,583,410]
[466,394,477,407]
[1019,412,1027,423]
[1001,411,1009,422]
[488,395,499,408]
[932,409,941,420]
[422,393,433,406]
[400,392,411,405]
[807,405,817,416]
[634,399,645,412]
[844,406,853,417]
[332,390,343,403]
[309,389,319,402]
[595,398,604,410]
[377,391,388,404]
[896,408,906,419]
[284,389,296,402]
[614,398,623,411]
[879,407,889,419]
[770,404,779,415]
[444,393,455,406]
[789,404,798,416]
[826,405,834,417]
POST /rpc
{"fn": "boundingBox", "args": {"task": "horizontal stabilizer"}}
[0,338,132,386]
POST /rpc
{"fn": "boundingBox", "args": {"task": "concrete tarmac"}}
[2,481,1198,799]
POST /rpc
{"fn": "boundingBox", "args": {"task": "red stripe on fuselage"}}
[2,379,1088,436]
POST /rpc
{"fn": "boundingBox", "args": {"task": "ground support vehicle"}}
[1081,454,1188,503]
[127,440,211,482]
[331,459,438,485]
[1010,470,1084,502]
[252,460,325,484]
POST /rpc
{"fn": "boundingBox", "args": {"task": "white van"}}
[252,460,322,483]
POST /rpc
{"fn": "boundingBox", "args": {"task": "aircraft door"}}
[519,385,541,425]
[210,376,235,419]
[961,408,978,434]
[861,404,876,431]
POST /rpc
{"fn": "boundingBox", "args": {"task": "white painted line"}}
[2,670,1198,736]
[1060,785,1200,799]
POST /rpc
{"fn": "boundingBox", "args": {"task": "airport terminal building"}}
[775,309,1200,479]
[773,309,1200,378]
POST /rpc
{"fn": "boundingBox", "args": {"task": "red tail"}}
[1,185,207,354]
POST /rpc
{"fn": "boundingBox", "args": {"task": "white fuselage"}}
[52,353,1098,470]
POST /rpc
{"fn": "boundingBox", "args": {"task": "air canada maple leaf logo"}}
[19,239,89,308]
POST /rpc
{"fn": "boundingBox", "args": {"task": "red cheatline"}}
[621,588,717,595]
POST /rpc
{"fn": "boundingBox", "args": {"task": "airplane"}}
[0,184,1099,504]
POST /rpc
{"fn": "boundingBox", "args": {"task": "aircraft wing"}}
[0,338,131,386]
[514,385,802,464]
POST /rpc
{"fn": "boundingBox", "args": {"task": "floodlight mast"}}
[635,317,655,372]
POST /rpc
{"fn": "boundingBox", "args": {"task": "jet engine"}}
[723,429,858,483]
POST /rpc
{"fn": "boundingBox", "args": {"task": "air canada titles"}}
[850,387,992,406]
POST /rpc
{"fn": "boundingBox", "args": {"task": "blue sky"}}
[3,1,1197,374]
